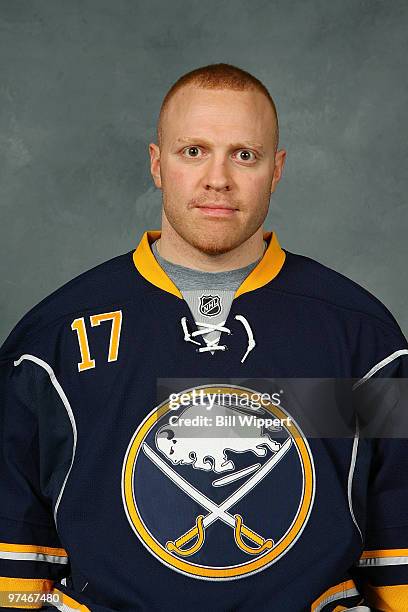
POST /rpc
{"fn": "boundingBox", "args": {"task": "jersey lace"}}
[181,315,256,364]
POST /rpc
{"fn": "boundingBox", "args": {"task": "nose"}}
[203,155,232,192]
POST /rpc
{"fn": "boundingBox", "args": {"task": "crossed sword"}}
[142,437,292,557]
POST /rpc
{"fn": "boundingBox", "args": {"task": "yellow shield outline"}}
[121,384,315,580]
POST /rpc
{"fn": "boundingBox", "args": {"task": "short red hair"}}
[157,63,279,150]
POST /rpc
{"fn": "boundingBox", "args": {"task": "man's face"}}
[150,86,285,255]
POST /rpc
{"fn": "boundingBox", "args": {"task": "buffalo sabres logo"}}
[121,385,315,581]
[199,294,222,317]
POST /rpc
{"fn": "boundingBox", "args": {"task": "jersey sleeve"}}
[352,343,408,610]
[0,352,70,609]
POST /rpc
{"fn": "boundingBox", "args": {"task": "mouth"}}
[195,203,238,217]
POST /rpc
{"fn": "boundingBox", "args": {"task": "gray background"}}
[1,0,407,344]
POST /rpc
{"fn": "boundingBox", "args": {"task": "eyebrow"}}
[175,137,264,151]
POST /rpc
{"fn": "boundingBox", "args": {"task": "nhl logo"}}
[199,294,222,317]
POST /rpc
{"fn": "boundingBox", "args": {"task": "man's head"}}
[150,63,286,256]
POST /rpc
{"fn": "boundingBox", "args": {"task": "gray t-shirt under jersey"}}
[150,239,267,350]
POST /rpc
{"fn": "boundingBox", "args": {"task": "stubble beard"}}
[162,194,269,256]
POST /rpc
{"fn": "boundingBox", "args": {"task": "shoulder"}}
[273,250,408,376]
[276,249,404,334]
[0,250,139,360]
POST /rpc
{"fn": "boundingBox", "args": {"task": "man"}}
[1,63,408,611]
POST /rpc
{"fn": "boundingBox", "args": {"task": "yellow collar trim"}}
[132,230,286,299]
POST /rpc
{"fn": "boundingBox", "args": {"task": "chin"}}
[188,235,238,256]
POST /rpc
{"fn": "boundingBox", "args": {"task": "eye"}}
[182,146,202,158]
[235,149,257,162]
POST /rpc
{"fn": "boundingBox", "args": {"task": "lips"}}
[197,204,236,209]
[195,203,238,212]
[195,204,237,217]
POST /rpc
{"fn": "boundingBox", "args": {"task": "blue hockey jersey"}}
[1,230,408,611]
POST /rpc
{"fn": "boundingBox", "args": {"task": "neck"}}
[157,221,266,272]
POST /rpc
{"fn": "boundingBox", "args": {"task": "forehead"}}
[163,86,276,148]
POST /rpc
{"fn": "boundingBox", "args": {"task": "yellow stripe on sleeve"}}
[365,583,408,611]
[0,577,54,609]
[0,580,91,611]
[361,548,408,559]
[0,542,68,556]
[311,579,358,611]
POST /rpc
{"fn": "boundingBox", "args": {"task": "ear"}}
[149,143,162,189]
[270,149,286,194]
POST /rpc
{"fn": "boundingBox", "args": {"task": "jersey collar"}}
[133,230,286,299]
